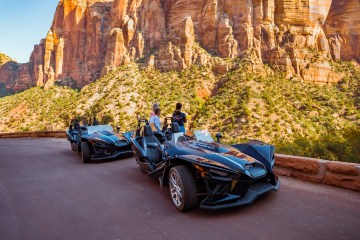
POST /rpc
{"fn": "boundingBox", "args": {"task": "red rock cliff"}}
[325,0,360,62]
[1,0,359,91]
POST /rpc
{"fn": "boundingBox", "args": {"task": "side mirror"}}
[215,133,223,143]
[116,126,121,133]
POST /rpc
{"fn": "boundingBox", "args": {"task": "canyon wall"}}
[1,0,359,91]
[325,0,360,62]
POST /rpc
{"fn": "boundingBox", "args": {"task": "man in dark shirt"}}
[172,103,187,133]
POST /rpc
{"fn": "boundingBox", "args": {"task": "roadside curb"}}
[0,131,66,138]
[275,154,360,192]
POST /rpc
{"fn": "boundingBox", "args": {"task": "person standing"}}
[172,103,187,133]
[149,107,161,130]
[150,102,160,118]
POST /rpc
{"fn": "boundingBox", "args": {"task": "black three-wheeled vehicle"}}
[66,123,132,163]
[124,118,279,211]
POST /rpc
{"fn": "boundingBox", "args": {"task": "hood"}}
[168,140,260,171]
[83,131,122,145]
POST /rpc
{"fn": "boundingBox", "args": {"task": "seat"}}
[163,122,181,141]
[171,122,180,133]
[142,125,162,164]
[74,121,81,130]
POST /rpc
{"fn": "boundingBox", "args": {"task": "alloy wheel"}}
[169,171,182,207]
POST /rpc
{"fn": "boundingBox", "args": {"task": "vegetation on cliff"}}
[0,53,13,65]
[0,60,359,163]
[0,87,79,132]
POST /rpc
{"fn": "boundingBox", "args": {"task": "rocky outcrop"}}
[49,0,113,87]
[1,0,360,92]
[1,0,113,90]
[0,60,32,92]
[0,53,31,92]
[325,0,360,62]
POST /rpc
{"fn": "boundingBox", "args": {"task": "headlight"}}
[209,169,229,177]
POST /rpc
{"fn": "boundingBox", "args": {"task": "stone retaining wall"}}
[0,131,66,138]
[0,131,359,192]
[275,154,360,192]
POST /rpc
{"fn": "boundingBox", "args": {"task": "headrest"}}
[171,122,180,133]
[74,122,81,129]
[143,125,154,137]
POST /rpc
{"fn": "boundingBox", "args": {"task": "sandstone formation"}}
[1,0,360,91]
[325,0,360,62]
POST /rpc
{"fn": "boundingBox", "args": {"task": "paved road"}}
[0,138,359,240]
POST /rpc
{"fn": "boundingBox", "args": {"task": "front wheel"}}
[81,142,91,163]
[70,142,77,151]
[168,166,197,211]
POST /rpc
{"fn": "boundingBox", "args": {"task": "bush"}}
[276,126,360,163]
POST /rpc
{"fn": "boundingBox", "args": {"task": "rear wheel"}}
[81,142,91,163]
[169,166,197,211]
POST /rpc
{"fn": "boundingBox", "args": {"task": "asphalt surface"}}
[0,138,359,240]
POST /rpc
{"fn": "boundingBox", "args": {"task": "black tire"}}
[168,166,197,211]
[81,142,91,163]
[70,143,77,151]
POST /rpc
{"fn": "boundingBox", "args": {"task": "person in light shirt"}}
[149,107,161,130]
[150,102,159,118]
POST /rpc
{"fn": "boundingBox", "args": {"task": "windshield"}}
[173,132,187,143]
[86,125,114,134]
[193,129,214,143]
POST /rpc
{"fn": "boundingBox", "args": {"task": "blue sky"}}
[0,0,59,63]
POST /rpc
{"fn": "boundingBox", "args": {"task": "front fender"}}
[232,141,275,172]
[123,131,134,142]
[66,130,78,142]
[161,155,238,184]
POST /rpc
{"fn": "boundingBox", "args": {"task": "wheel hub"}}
[169,172,182,207]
